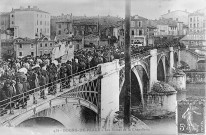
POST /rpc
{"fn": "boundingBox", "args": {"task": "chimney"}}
[168,10,170,13]
[28,6,30,9]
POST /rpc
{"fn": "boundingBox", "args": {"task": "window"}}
[194,24,196,28]
[58,24,61,29]
[12,21,14,24]
[11,14,14,18]
[50,43,52,47]
[131,21,135,27]
[45,21,46,25]
[44,50,48,54]
[31,52,34,56]
[47,28,49,33]
[190,18,192,22]
[40,21,42,25]
[139,29,142,35]
[31,44,34,49]
[131,30,134,35]
[37,20,38,25]
[58,30,61,35]
[190,24,192,28]
[19,52,22,56]
[37,28,38,33]
[19,44,22,48]
[138,21,142,27]
[40,51,43,55]
[45,43,48,47]
[37,14,38,17]
[197,23,199,28]
[40,43,42,47]
[176,18,178,21]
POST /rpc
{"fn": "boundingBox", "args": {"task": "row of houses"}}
[1,36,55,59]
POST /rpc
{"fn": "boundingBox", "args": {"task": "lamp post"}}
[124,0,131,128]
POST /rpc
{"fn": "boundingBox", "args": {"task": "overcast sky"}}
[0,0,206,19]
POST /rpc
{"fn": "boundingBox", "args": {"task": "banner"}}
[61,42,74,63]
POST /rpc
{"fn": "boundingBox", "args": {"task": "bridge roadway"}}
[0,66,100,126]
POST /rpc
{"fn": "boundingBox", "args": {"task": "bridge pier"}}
[149,49,157,92]
[169,47,174,74]
[99,60,120,128]
[177,46,181,67]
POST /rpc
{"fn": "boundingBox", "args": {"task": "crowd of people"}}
[0,39,182,116]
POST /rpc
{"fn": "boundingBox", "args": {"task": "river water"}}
[142,83,206,135]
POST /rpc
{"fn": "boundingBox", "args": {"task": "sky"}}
[0,0,206,19]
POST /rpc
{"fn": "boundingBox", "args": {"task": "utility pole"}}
[124,0,131,128]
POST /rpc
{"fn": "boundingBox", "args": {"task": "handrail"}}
[0,65,100,116]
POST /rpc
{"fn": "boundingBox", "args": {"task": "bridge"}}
[0,46,195,129]
[180,49,205,70]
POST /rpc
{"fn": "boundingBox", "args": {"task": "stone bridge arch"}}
[3,97,98,127]
[119,61,149,108]
[17,103,97,129]
[180,49,204,70]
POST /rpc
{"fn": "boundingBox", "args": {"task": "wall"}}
[56,22,73,40]
[161,10,189,25]
[12,11,35,39]
[15,43,37,57]
[10,9,50,39]
[180,50,199,70]
[37,41,55,56]
[99,60,119,128]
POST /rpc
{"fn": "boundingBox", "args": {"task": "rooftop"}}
[11,6,49,14]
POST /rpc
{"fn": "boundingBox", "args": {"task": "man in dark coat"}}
[0,82,8,116]
[15,77,23,108]
[22,78,30,108]
[38,72,46,99]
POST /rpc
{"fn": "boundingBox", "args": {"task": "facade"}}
[10,6,50,39]
[161,10,190,25]
[56,20,73,40]
[188,11,206,33]
[14,37,37,58]
[150,18,186,36]
[197,60,206,71]
[36,36,55,56]
[0,12,10,31]
[1,39,15,60]
[130,15,157,46]
[50,14,72,40]
[130,15,148,46]
[180,31,206,46]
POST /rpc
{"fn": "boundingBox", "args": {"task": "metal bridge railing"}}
[0,66,100,117]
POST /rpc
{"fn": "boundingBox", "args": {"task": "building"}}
[55,20,73,40]
[130,15,157,46]
[0,12,10,31]
[14,37,37,58]
[197,60,206,71]
[150,18,186,36]
[161,10,190,25]
[50,14,73,40]
[36,36,55,56]
[188,11,206,33]
[180,31,206,47]
[10,6,50,39]
[1,39,15,60]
